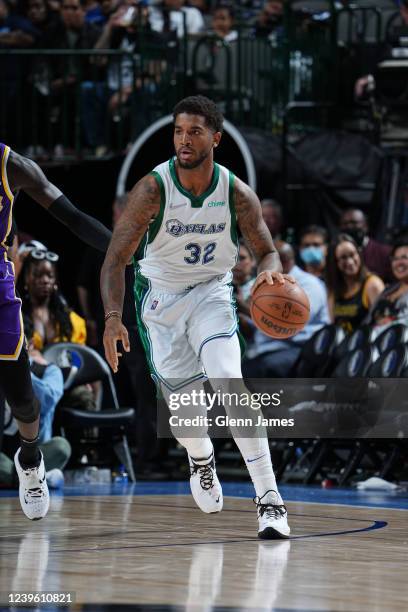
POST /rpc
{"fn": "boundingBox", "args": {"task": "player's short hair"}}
[173,96,224,133]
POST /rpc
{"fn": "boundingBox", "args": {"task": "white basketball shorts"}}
[134,271,239,391]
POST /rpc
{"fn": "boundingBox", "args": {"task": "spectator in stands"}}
[26,0,60,42]
[40,0,102,151]
[299,224,328,281]
[85,1,152,153]
[260,198,283,239]
[18,248,86,350]
[326,234,384,334]
[210,4,237,42]
[365,237,408,331]
[232,239,256,340]
[355,0,408,99]
[149,0,204,38]
[27,335,65,444]
[85,0,118,26]
[44,0,101,58]
[254,0,283,40]
[339,208,392,282]
[243,241,330,377]
[0,0,39,47]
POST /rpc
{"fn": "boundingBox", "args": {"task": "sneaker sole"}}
[258,527,290,540]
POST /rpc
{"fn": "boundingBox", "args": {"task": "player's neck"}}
[175,157,215,197]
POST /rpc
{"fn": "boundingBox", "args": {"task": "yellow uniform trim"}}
[0,300,24,361]
[1,145,14,201]
[362,274,373,310]
[1,145,15,257]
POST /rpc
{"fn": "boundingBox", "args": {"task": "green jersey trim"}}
[147,171,166,244]
[169,157,220,208]
[228,170,238,247]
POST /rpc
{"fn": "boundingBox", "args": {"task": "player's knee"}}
[9,395,40,424]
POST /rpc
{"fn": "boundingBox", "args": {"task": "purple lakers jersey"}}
[0,143,14,261]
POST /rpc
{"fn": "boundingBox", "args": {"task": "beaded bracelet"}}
[104,310,122,322]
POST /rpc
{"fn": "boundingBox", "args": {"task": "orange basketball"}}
[250,280,310,339]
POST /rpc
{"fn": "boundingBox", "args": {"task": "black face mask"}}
[343,228,366,247]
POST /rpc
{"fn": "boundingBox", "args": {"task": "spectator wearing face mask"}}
[299,224,328,281]
[339,208,393,283]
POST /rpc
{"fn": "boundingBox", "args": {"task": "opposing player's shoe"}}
[189,452,223,514]
[14,449,50,521]
[254,490,290,539]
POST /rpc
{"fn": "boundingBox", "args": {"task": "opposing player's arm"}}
[7,150,111,252]
[234,178,294,293]
[101,174,161,371]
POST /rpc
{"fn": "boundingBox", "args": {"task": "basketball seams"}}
[251,302,307,327]
[253,295,310,314]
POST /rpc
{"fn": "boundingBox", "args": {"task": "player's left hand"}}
[251,270,296,295]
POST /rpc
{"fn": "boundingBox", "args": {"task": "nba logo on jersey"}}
[151,300,159,310]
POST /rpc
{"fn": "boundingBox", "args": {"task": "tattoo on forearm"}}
[101,175,160,313]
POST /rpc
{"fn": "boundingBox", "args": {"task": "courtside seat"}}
[367,344,408,377]
[43,343,136,481]
[292,324,346,377]
[333,324,377,364]
[373,323,408,354]
[332,345,378,378]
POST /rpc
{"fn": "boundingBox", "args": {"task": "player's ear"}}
[213,131,222,148]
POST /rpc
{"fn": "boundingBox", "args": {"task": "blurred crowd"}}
[0,0,288,154]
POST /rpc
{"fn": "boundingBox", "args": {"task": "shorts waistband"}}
[136,272,231,295]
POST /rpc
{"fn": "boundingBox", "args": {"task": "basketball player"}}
[0,143,111,520]
[101,96,293,539]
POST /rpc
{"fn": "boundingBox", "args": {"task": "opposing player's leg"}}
[0,348,49,520]
[161,380,223,513]
[200,334,290,539]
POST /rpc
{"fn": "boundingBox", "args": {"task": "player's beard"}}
[177,147,212,169]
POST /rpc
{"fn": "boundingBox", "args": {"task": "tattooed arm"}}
[234,177,294,294]
[101,174,160,371]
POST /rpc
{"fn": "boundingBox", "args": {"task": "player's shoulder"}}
[231,174,258,205]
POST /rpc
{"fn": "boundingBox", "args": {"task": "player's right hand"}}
[103,318,130,373]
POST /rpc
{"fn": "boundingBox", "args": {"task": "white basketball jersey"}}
[136,157,238,288]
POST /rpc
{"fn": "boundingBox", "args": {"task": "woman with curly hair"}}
[18,248,86,349]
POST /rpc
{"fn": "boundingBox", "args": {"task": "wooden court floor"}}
[0,486,407,612]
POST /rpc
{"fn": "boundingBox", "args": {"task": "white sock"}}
[181,437,213,463]
[200,336,282,504]
[233,436,282,504]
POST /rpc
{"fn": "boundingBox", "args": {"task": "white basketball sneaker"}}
[189,452,223,514]
[14,449,50,521]
[254,490,290,539]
